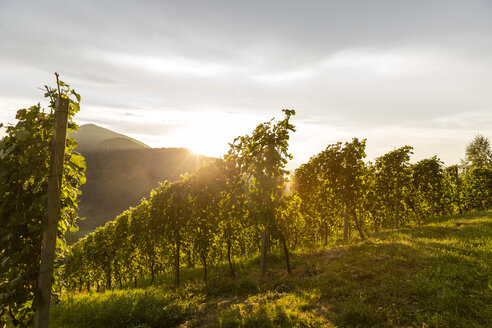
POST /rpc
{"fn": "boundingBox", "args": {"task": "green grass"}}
[51,210,492,327]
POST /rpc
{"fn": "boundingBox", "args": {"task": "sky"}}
[1,0,491,170]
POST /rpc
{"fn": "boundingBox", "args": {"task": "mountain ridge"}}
[71,123,150,152]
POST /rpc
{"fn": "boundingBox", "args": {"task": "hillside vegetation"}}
[2,98,491,328]
[57,113,491,328]
[51,210,492,327]
[71,124,210,231]
[77,147,209,230]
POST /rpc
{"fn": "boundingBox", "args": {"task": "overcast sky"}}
[1,0,491,170]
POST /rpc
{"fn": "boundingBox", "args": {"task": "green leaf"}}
[71,154,86,170]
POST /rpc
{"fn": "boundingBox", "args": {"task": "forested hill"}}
[72,124,210,230]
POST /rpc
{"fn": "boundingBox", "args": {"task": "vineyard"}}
[1,81,492,327]
[61,113,492,296]
[53,211,492,327]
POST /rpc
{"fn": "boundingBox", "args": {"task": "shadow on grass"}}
[293,213,492,327]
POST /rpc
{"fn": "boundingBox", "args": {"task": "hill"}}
[72,124,210,230]
[71,123,150,152]
[51,211,492,327]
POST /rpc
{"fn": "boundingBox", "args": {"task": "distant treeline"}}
[64,112,492,292]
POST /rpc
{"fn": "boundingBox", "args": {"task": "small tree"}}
[229,109,295,277]
[443,165,462,214]
[151,177,192,287]
[463,167,492,210]
[375,146,413,229]
[412,156,444,218]
[189,159,226,281]
[219,153,248,277]
[462,134,492,169]
[293,152,338,245]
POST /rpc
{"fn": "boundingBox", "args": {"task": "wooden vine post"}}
[393,176,400,229]
[34,96,69,328]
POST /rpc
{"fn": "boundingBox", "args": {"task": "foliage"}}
[411,156,444,218]
[62,122,492,301]
[227,109,296,276]
[292,138,368,242]
[442,165,462,215]
[374,146,414,229]
[44,111,492,328]
[0,80,85,326]
[462,134,492,169]
[64,110,298,291]
[50,287,198,328]
[53,211,492,327]
[77,147,208,230]
[462,166,492,211]
[151,176,193,286]
[2,78,492,328]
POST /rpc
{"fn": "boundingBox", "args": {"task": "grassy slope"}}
[51,211,492,328]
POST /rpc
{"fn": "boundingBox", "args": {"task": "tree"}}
[462,134,492,169]
[0,79,85,326]
[228,109,295,277]
[375,146,413,229]
[317,142,346,239]
[275,194,306,250]
[443,165,462,214]
[189,159,226,281]
[111,210,135,288]
[359,162,380,232]
[219,153,248,277]
[63,241,87,293]
[463,167,492,211]
[412,156,444,218]
[151,176,192,287]
[339,139,367,240]
[295,139,367,241]
[293,153,337,245]
[91,224,116,289]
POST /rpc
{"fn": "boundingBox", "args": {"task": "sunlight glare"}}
[157,110,260,158]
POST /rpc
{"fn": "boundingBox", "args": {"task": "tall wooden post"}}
[343,161,349,241]
[455,166,462,214]
[394,176,400,229]
[343,184,349,241]
[35,97,69,328]
[343,205,349,241]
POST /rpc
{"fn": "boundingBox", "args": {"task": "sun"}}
[178,113,235,158]
[155,110,260,158]
[187,135,229,158]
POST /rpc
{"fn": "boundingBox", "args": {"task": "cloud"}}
[1,0,491,169]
